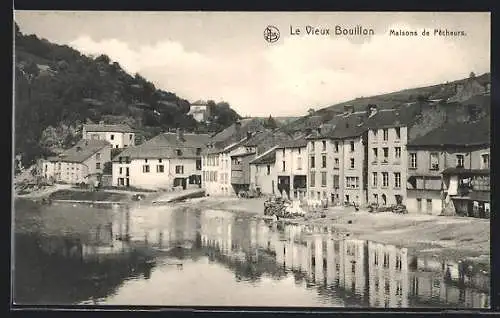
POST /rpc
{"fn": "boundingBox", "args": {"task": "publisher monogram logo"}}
[264,25,280,43]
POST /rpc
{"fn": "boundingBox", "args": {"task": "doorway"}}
[381,194,387,205]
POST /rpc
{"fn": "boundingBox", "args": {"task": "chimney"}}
[344,105,354,115]
[176,128,185,141]
[246,131,252,140]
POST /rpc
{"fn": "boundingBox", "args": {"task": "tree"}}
[264,115,278,129]
[95,54,111,64]
[469,72,476,79]
[307,108,315,116]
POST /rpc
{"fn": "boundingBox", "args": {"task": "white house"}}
[249,146,278,196]
[42,139,112,184]
[188,100,210,123]
[111,129,210,190]
[274,137,308,200]
[82,123,136,149]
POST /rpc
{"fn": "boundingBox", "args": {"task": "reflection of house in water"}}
[367,241,409,308]
[339,239,368,300]
[409,256,489,308]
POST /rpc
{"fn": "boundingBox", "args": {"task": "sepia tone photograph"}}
[12,11,490,308]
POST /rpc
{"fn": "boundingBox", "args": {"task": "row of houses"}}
[40,96,490,217]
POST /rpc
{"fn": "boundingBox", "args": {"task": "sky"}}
[14,11,490,117]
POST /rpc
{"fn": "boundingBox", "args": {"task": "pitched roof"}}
[407,118,490,147]
[211,118,264,144]
[113,132,210,161]
[364,106,420,130]
[441,168,490,176]
[245,130,294,154]
[84,123,135,133]
[250,147,277,165]
[276,136,308,149]
[191,100,208,106]
[48,140,110,163]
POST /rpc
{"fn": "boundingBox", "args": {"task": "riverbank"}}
[180,196,490,269]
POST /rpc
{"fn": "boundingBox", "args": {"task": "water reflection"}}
[13,199,489,308]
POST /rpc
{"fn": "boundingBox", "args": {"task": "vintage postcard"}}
[12,11,491,309]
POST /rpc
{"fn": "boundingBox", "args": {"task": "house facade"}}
[249,147,278,196]
[274,138,308,200]
[188,100,210,122]
[307,107,368,206]
[367,124,408,206]
[111,130,209,190]
[406,118,490,216]
[42,140,111,184]
[82,123,136,149]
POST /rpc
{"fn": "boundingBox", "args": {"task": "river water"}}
[13,199,490,308]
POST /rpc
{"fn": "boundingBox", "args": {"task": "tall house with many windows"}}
[407,118,490,217]
[274,137,308,200]
[111,129,209,190]
[307,106,369,206]
[366,109,409,206]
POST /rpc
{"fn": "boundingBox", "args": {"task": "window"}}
[427,199,432,212]
[145,158,148,163]
[322,140,326,151]
[158,158,162,163]
[282,161,286,172]
[157,165,164,173]
[175,165,184,174]
[310,156,315,168]
[298,148,301,154]
[282,149,285,157]
[310,141,315,151]
[372,172,378,187]
[334,158,339,169]
[96,153,101,160]
[266,165,271,175]
[143,165,150,173]
[481,154,490,169]
[115,145,119,149]
[382,172,389,187]
[350,141,355,152]
[129,134,133,140]
[333,175,340,188]
[297,157,302,170]
[346,177,359,189]
[417,198,422,211]
[196,148,202,155]
[310,172,315,187]
[383,253,390,268]
[321,172,327,187]
[372,148,378,161]
[350,158,355,169]
[373,130,378,140]
[396,254,402,271]
[395,127,401,140]
[322,155,327,168]
[430,153,439,170]
[410,153,417,169]
[96,163,101,169]
[394,172,401,188]
[334,141,339,153]
[395,147,401,159]
[383,129,388,141]
[119,167,123,174]
[456,154,464,168]
[176,149,182,156]
[382,147,389,160]
[110,134,114,140]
